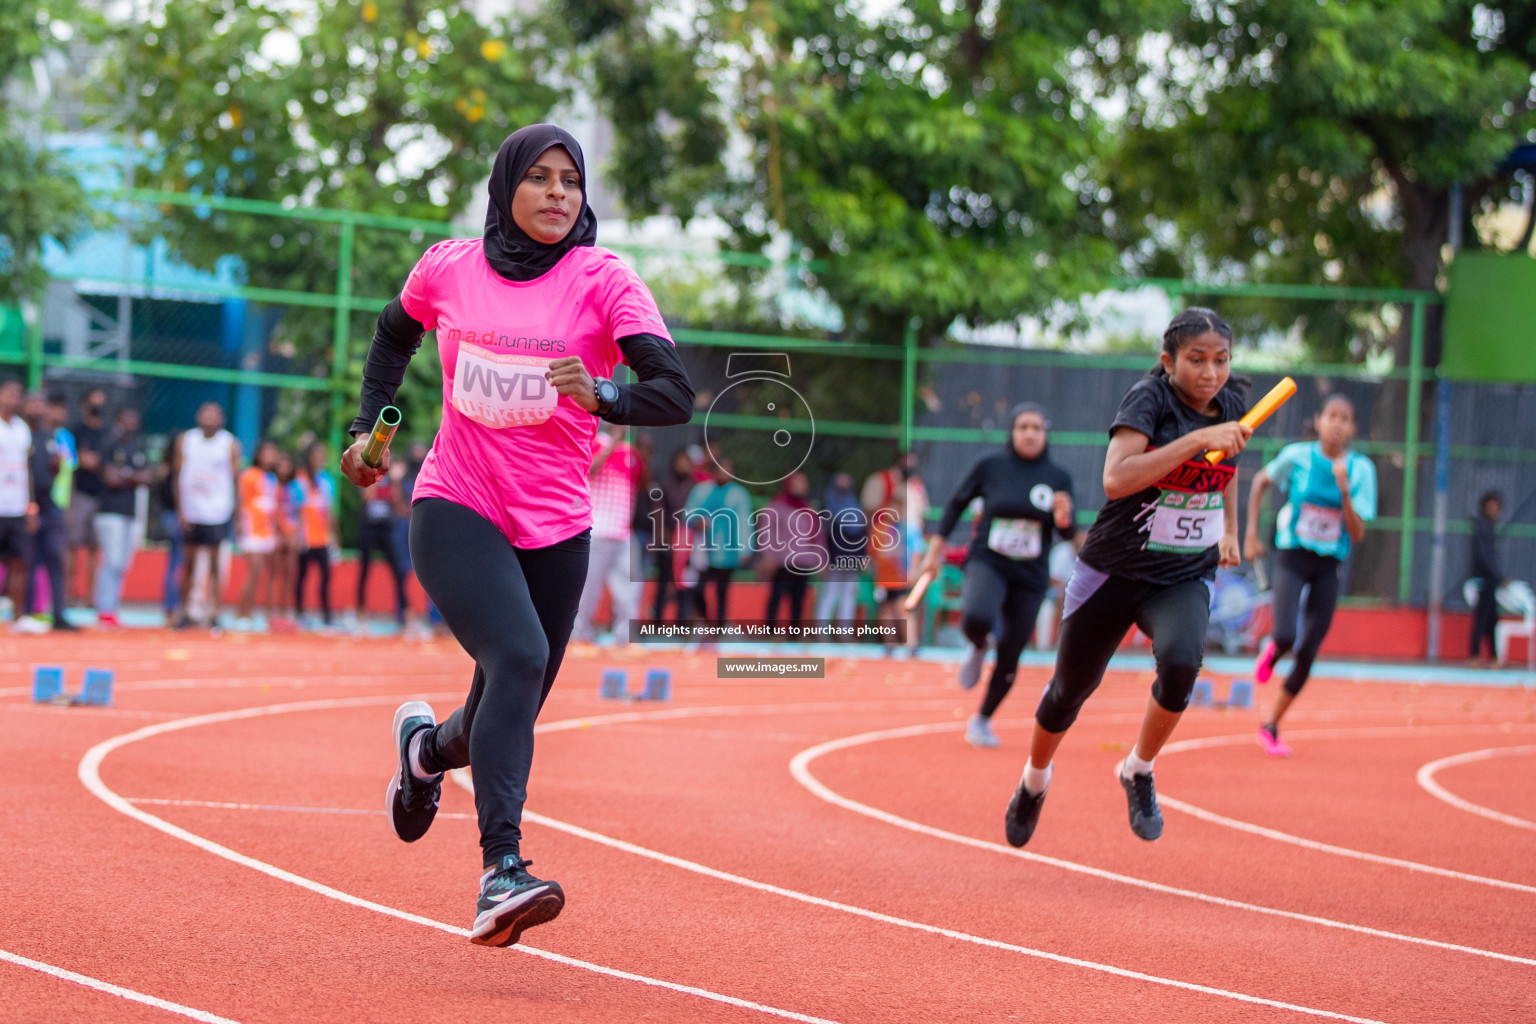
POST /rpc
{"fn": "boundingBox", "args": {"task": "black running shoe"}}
[1117,761,1163,841]
[386,701,441,843]
[470,856,565,947]
[1004,774,1048,848]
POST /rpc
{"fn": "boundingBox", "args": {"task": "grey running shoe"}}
[965,714,1000,749]
[470,856,565,947]
[958,643,986,690]
[1116,760,1164,841]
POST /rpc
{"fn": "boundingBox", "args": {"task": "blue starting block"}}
[32,665,64,703]
[1189,678,1214,707]
[73,668,115,707]
[640,669,671,701]
[599,669,629,700]
[1226,679,1254,710]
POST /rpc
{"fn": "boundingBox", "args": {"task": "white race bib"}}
[1295,502,1343,546]
[0,453,25,514]
[1147,490,1225,554]
[187,468,220,499]
[987,517,1042,560]
[451,346,558,429]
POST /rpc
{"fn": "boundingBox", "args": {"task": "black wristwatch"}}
[593,377,620,417]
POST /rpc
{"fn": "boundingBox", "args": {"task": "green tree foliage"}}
[0,2,90,306]
[1104,0,1536,362]
[567,0,1138,340]
[561,0,1144,486]
[118,0,561,442]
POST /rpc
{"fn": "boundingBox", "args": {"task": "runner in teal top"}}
[1263,439,1376,561]
[1244,394,1377,756]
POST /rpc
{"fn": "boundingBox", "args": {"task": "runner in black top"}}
[918,403,1074,748]
[1004,308,1251,847]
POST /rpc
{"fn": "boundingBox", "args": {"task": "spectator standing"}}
[356,468,408,629]
[292,443,336,627]
[95,407,151,628]
[396,441,438,637]
[46,395,75,520]
[66,388,107,606]
[1469,490,1504,667]
[173,401,240,630]
[17,392,72,632]
[17,391,69,634]
[156,444,183,621]
[269,450,299,631]
[573,423,641,642]
[758,471,822,629]
[235,440,282,628]
[814,472,865,622]
[649,448,695,623]
[684,455,753,626]
[0,380,32,624]
[862,451,930,654]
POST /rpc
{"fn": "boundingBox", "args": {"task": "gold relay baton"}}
[360,405,402,469]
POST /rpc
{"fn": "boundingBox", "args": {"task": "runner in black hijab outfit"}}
[344,123,694,948]
[918,403,1075,748]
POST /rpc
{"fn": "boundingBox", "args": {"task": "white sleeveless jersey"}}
[0,415,31,517]
[178,428,236,525]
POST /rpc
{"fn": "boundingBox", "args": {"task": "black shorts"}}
[0,516,26,562]
[184,521,231,547]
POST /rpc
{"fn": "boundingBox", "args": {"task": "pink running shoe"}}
[1254,639,1277,684]
[1257,724,1290,757]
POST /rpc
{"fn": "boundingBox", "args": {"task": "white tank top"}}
[0,415,31,517]
[179,428,236,525]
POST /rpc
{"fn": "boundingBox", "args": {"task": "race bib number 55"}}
[1147,490,1225,554]
[451,346,558,429]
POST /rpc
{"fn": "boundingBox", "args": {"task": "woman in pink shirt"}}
[340,124,693,948]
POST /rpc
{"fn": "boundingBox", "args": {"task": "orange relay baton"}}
[902,569,936,613]
[1204,377,1297,465]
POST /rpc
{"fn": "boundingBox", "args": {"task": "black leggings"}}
[765,566,809,627]
[960,558,1047,720]
[694,566,733,625]
[1035,566,1210,733]
[295,547,332,623]
[650,547,687,622]
[1268,546,1342,697]
[356,518,407,622]
[1470,579,1500,660]
[410,498,589,866]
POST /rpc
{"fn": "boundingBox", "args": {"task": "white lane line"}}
[448,771,1394,1024]
[80,695,839,1024]
[125,797,479,819]
[788,721,1536,964]
[1156,727,1536,893]
[0,948,244,1023]
[1154,795,1536,894]
[1415,746,1536,832]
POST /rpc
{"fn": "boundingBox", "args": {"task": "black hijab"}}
[483,124,598,282]
[1006,402,1051,461]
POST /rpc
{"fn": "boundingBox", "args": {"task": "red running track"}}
[2,632,1534,1023]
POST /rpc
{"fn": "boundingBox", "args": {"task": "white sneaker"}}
[11,615,51,635]
[965,714,1000,749]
